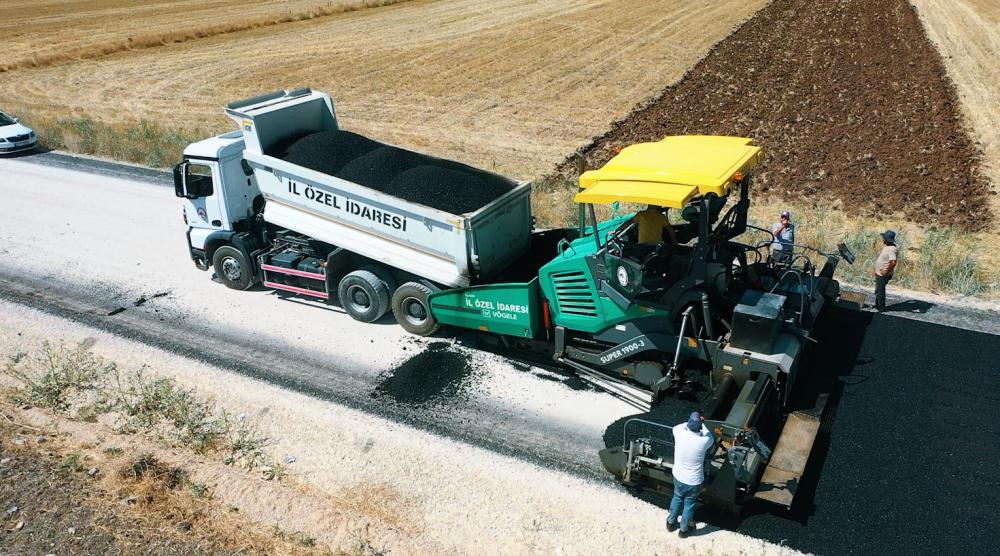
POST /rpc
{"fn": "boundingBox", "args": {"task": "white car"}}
[0,111,37,154]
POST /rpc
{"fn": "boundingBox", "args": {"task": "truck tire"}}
[391,282,439,336]
[337,270,390,323]
[213,246,254,290]
[360,264,397,295]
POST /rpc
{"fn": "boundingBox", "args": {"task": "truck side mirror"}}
[173,162,187,198]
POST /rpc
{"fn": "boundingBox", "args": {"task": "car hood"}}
[0,123,32,138]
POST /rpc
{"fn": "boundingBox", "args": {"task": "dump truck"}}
[175,88,857,511]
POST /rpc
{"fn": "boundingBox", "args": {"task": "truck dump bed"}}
[225,88,532,288]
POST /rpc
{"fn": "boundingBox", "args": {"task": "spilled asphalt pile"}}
[281,130,515,214]
[373,341,482,406]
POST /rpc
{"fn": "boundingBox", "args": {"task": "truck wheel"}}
[337,270,390,323]
[360,264,397,295]
[391,282,439,336]
[213,246,254,290]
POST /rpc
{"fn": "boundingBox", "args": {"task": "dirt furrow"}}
[558,0,991,231]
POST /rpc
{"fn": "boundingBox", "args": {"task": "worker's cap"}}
[687,411,703,432]
[780,210,791,219]
[881,230,897,243]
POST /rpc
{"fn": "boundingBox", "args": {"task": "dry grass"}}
[747,197,996,298]
[0,0,766,177]
[12,105,207,167]
[333,482,413,534]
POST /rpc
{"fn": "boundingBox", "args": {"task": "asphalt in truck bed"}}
[280,130,516,214]
[611,306,1000,554]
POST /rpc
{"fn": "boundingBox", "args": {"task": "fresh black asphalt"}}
[621,305,1000,555]
[747,306,1000,555]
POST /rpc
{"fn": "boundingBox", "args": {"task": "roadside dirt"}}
[0,417,323,556]
[558,0,991,231]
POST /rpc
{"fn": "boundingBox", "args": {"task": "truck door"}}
[175,159,231,255]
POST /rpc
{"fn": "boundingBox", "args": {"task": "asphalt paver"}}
[617,306,1000,554]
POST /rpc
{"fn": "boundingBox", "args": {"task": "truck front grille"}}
[552,271,598,317]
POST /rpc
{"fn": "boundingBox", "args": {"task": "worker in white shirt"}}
[666,411,714,537]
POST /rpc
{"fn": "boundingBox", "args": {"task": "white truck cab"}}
[174,131,261,272]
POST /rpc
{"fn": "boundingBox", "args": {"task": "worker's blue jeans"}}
[667,480,701,532]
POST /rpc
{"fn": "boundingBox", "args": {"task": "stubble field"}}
[0,0,766,177]
[0,0,412,72]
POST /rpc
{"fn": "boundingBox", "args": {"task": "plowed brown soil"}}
[559,0,991,231]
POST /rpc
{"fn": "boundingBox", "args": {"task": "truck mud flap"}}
[753,394,827,508]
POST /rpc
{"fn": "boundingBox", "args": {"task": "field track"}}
[560,0,991,231]
[0,0,766,178]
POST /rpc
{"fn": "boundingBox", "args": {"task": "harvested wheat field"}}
[558,0,991,231]
[0,0,411,72]
[0,0,767,177]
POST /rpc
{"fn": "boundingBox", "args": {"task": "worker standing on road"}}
[769,210,795,263]
[874,230,898,312]
[634,205,678,246]
[666,412,714,538]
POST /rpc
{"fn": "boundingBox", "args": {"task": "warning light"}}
[732,171,744,182]
[622,368,630,376]
[687,338,698,348]
[613,145,624,154]
[478,325,489,331]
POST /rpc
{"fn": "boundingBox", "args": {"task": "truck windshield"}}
[0,112,15,126]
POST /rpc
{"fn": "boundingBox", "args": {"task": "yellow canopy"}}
[575,135,761,208]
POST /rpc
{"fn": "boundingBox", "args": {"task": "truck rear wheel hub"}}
[348,285,371,309]
[403,297,427,322]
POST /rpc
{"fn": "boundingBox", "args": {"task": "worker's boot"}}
[665,518,678,532]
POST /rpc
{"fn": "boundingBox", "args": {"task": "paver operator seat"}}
[575,135,761,311]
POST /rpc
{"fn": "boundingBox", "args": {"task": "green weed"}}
[3,341,111,411]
